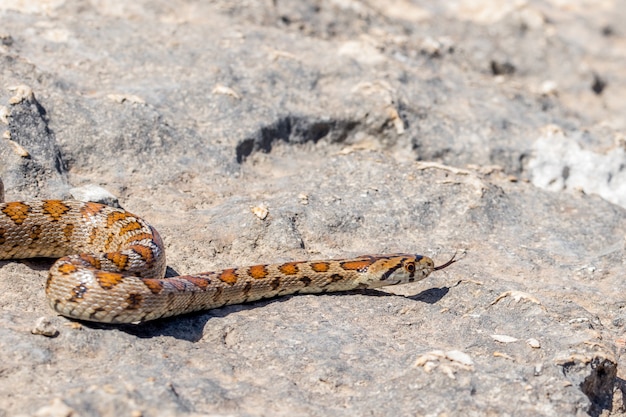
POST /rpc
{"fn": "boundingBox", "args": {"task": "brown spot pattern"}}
[168,279,188,292]
[89,307,107,321]
[70,284,88,301]
[248,264,268,279]
[212,286,223,301]
[279,262,299,275]
[330,274,344,282]
[311,262,330,272]
[1,202,30,225]
[0,227,5,245]
[299,276,312,286]
[218,269,238,285]
[42,201,71,222]
[340,259,375,272]
[270,277,281,291]
[126,293,143,310]
[95,271,124,289]
[29,225,42,241]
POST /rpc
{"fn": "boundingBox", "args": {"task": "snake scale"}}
[0,193,456,323]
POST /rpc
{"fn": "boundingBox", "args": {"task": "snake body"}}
[0,199,455,323]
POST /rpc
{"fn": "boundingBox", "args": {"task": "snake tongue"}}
[434,252,458,271]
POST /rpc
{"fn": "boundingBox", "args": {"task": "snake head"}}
[371,253,457,287]
[405,255,437,281]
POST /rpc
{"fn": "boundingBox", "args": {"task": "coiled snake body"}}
[0,197,456,323]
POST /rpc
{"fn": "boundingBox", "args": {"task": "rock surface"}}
[1,1,625,416]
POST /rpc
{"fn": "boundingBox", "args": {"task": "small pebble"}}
[8,84,34,104]
[445,350,474,367]
[70,185,120,207]
[491,334,518,343]
[251,205,269,220]
[540,80,558,95]
[31,317,59,337]
[526,338,541,349]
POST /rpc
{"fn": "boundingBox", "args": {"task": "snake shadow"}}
[102,285,451,341]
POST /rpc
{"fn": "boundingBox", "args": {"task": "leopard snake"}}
[0,189,456,323]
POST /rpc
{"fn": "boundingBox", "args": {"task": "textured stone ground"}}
[1,1,625,416]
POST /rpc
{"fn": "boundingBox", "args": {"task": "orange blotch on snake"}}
[1,202,30,225]
[129,244,155,264]
[79,253,101,269]
[95,271,125,289]
[248,264,268,279]
[88,228,98,245]
[119,221,143,235]
[80,202,106,218]
[340,259,374,272]
[104,233,116,251]
[218,269,238,285]
[126,232,154,243]
[279,262,300,275]
[57,263,78,275]
[142,278,164,294]
[62,223,75,242]
[182,276,211,290]
[311,262,330,273]
[106,252,129,270]
[42,201,71,222]
[106,211,132,228]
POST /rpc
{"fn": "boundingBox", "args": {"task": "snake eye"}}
[405,262,416,273]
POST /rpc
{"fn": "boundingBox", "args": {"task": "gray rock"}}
[0,87,70,199]
[0,1,625,416]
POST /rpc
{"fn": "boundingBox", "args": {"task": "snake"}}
[0,193,456,324]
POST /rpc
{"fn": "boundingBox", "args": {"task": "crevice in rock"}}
[561,356,617,417]
[1,90,70,198]
[580,358,617,417]
[235,115,358,163]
